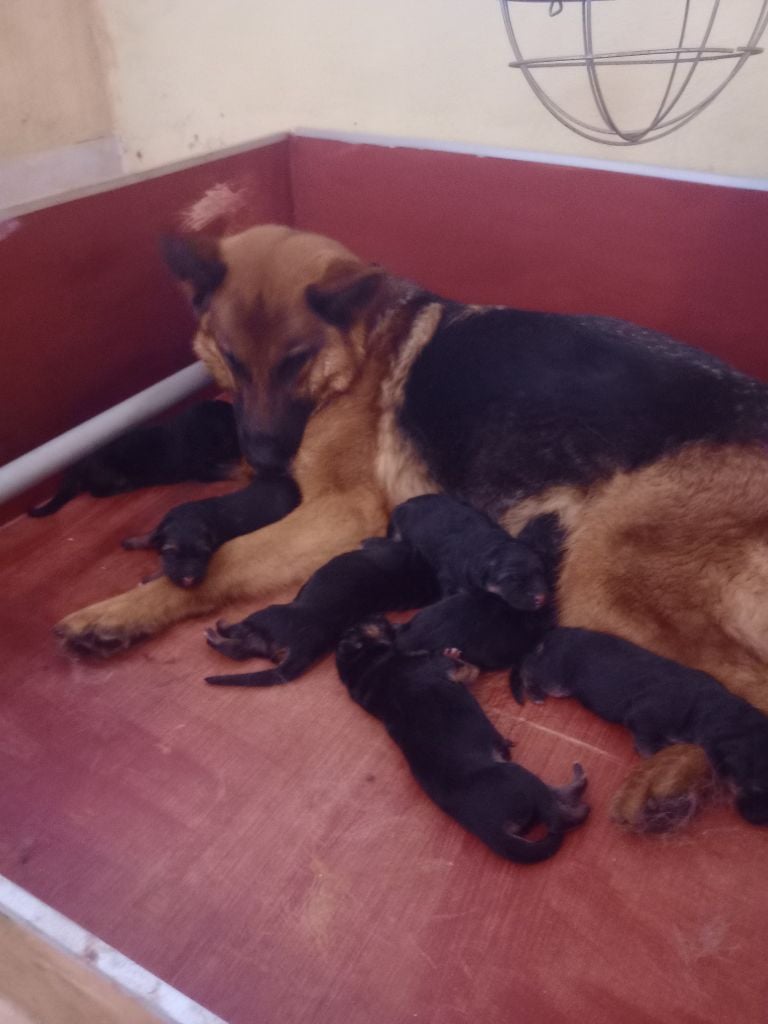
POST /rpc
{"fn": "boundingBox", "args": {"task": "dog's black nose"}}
[240,433,290,473]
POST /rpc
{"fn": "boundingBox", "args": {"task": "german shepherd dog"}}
[55,224,768,832]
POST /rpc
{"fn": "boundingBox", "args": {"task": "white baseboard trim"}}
[0,875,228,1024]
[0,137,124,215]
[293,127,768,193]
[0,132,289,220]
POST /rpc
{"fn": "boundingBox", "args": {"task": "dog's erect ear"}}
[305,262,384,329]
[162,235,227,313]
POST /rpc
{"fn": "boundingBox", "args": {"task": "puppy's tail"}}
[450,762,589,865]
[205,668,289,687]
[28,474,81,517]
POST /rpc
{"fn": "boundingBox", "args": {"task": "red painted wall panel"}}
[0,140,292,467]
[290,137,768,379]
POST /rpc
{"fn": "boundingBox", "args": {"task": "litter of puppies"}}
[206,493,768,861]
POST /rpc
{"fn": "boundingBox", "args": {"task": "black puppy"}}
[205,538,440,686]
[516,627,768,825]
[123,475,300,588]
[395,591,546,671]
[28,400,240,517]
[389,495,549,611]
[336,616,589,863]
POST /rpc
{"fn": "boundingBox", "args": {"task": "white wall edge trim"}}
[0,132,289,221]
[0,362,212,506]
[0,137,124,215]
[293,127,768,193]
[0,874,228,1024]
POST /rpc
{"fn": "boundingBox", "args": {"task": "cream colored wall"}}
[0,0,122,211]
[98,0,768,180]
[0,0,113,158]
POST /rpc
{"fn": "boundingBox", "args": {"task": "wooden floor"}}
[1,482,767,1024]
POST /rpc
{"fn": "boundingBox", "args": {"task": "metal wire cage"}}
[499,0,768,144]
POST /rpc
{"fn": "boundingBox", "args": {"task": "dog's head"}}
[164,225,386,473]
[336,616,397,690]
[158,517,216,589]
[482,542,549,611]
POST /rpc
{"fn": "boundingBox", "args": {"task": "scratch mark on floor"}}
[516,719,623,760]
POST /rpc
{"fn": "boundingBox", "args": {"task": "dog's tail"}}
[448,762,589,864]
[28,473,81,517]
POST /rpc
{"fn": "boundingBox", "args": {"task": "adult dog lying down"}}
[56,223,768,831]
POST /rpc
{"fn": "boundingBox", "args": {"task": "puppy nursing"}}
[389,495,550,611]
[336,617,589,864]
[517,628,768,824]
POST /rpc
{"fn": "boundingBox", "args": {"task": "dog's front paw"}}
[55,576,211,657]
[611,744,715,833]
[55,596,152,657]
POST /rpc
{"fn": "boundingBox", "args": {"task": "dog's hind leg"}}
[55,485,388,656]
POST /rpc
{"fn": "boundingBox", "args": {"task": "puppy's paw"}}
[205,622,279,662]
[611,744,715,833]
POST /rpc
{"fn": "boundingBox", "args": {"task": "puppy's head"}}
[513,633,573,704]
[157,518,216,588]
[336,616,396,687]
[483,541,549,611]
[164,226,386,473]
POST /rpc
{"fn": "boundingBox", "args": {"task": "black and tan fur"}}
[55,223,768,831]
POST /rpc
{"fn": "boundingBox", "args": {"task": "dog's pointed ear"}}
[161,235,227,314]
[305,262,384,329]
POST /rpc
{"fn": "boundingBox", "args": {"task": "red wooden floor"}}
[1,483,767,1024]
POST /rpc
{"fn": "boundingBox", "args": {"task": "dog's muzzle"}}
[235,397,313,473]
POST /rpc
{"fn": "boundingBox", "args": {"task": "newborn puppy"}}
[336,616,589,863]
[123,474,300,587]
[395,591,548,671]
[389,495,549,610]
[516,627,768,825]
[28,400,240,517]
[205,537,440,687]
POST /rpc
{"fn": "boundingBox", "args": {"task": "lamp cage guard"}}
[499,0,768,144]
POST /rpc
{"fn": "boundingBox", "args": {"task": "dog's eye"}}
[275,347,313,383]
[221,349,251,383]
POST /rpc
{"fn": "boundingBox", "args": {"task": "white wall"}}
[98,0,768,180]
[2,0,767,210]
[0,0,120,210]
